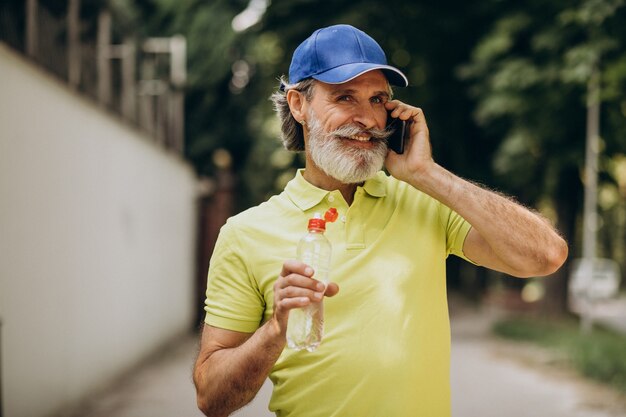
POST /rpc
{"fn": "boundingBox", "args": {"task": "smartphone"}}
[387,114,408,154]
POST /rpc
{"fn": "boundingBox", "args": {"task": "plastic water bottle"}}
[286,208,338,352]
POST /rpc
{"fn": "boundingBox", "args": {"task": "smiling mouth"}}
[338,134,371,142]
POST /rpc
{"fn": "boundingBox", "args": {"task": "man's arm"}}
[414,165,567,277]
[385,101,568,277]
[193,260,339,416]
[193,323,282,417]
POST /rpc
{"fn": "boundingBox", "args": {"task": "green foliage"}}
[121,0,508,208]
[118,0,259,184]
[459,1,626,292]
[575,331,626,390]
[494,316,626,392]
[123,0,626,278]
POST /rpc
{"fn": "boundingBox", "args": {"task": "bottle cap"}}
[308,218,326,230]
[324,207,338,223]
[307,207,338,231]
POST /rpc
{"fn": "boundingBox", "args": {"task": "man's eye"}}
[337,95,352,101]
[371,96,384,104]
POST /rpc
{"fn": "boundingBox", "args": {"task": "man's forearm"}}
[194,321,285,417]
[412,163,568,276]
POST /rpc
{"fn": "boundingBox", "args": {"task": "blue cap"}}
[288,24,408,87]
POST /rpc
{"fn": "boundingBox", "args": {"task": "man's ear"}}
[286,89,307,124]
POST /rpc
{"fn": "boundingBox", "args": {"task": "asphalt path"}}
[449,301,626,417]
[68,299,626,417]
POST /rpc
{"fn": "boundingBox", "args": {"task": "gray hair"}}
[270,76,316,152]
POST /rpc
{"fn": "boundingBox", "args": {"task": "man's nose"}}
[352,103,380,130]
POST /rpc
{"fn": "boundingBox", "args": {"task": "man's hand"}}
[384,100,434,184]
[193,261,339,417]
[271,259,340,336]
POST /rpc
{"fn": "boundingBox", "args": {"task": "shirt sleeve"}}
[204,221,265,333]
[440,204,477,264]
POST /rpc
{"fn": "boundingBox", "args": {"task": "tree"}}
[459,0,626,312]
[126,0,626,307]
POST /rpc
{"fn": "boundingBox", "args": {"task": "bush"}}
[493,317,626,392]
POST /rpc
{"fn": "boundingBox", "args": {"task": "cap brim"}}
[312,63,408,87]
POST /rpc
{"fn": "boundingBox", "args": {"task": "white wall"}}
[0,43,199,417]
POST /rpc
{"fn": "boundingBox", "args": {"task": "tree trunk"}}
[541,164,581,315]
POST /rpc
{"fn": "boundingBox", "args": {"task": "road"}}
[449,301,626,417]
[67,298,626,417]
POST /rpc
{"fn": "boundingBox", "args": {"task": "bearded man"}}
[193,24,568,417]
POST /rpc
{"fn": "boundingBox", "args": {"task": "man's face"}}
[304,70,392,184]
[307,70,390,137]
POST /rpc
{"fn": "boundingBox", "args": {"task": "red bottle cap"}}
[308,218,326,231]
[324,207,338,223]
[307,208,338,231]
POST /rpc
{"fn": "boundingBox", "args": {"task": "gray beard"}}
[306,110,389,184]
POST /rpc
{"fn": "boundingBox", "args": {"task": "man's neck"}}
[302,166,360,206]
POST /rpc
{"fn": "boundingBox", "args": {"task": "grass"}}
[492,316,626,392]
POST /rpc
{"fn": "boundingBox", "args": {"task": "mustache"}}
[329,124,392,141]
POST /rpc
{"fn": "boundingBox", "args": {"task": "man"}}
[193,24,568,417]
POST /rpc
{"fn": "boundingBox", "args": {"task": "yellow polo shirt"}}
[204,170,474,417]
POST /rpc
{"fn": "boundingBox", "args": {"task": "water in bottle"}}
[286,208,337,351]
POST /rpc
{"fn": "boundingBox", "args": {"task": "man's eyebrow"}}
[329,88,391,98]
[329,88,357,97]
[375,90,391,99]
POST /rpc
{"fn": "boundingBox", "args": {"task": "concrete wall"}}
[0,43,199,417]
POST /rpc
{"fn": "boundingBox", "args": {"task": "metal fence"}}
[0,0,186,154]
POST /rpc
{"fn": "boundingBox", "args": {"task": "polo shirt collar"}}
[285,169,387,211]
[362,171,387,198]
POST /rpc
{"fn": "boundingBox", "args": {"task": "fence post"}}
[121,38,137,122]
[170,35,186,153]
[26,0,38,58]
[580,62,601,334]
[97,10,112,107]
[67,0,81,89]
[139,58,156,136]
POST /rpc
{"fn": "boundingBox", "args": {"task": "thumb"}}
[324,282,340,297]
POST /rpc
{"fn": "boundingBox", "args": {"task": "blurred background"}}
[1,0,625,416]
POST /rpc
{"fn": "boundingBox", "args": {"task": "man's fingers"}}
[279,259,314,279]
[277,286,324,302]
[276,297,312,311]
[276,280,337,301]
[385,100,423,122]
[274,261,339,327]
[276,272,325,292]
